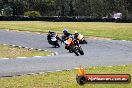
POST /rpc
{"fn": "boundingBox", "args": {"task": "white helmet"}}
[75,31,78,33]
[63,28,68,32]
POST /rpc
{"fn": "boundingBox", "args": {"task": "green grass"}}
[0,65,131,88]
[0,44,51,58]
[0,21,132,40]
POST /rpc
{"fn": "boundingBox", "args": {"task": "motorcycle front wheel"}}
[70,46,79,56]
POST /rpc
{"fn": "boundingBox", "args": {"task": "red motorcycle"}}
[64,37,84,56]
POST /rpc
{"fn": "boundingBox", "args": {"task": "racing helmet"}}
[74,31,79,36]
[48,31,51,33]
[74,31,78,33]
[63,28,68,34]
[48,31,54,34]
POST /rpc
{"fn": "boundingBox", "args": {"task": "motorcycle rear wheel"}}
[78,47,84,55]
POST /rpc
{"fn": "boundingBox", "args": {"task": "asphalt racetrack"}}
[0,30,132,77]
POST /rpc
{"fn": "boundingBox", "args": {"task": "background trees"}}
[0,0,131,17]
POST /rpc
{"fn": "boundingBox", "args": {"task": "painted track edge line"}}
[0,43,59,59]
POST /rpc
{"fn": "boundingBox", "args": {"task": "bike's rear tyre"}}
[55,42,60,47]
[69,49,73,53]
[78,47,84,55]
[84,40,87,44]
[74,51,79,56]
[79,50,84,55]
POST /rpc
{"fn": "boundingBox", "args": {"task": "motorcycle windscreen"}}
[51,37,57,41]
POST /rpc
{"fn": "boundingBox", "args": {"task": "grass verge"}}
[0,65,131,88]
[0,44,51,58]
[0,21,132,40]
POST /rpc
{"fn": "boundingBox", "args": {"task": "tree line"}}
[0,0,132,17]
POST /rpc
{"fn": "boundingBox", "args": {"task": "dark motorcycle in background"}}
[47,32,61,48]
[79,37,87,44]
[74,33,87,44]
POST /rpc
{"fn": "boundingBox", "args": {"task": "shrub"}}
[24,11,41,17]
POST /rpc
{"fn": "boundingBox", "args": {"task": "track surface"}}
[0,30,132,77]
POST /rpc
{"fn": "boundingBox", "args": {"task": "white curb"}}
[47,55,51,56]
[11,45,16,47]
[108,66,113,67]
[25,47,29,49]
[122,40,126,41]
[18,46,22,48]
[44,50,48,52]
[3,44,7,46]
[47,71,54,73]
[1,58,10,60]
[56,70,62,72]
[34,56,43,58]
[54,52,58,55]
[0,43,59,60]
[38,49,42,51]
[30,48,34,50]
[65,69,71,71]
[16,57,27,59]
[74,68,79,70]
[27,73,35,75]
[51,53,55,56]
